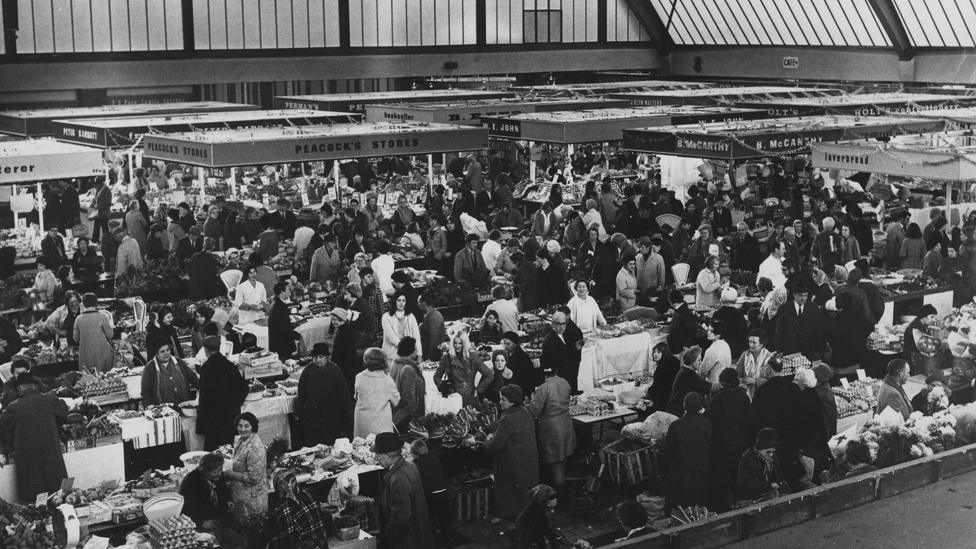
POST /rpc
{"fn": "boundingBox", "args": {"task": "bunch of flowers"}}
[926,385,950,415]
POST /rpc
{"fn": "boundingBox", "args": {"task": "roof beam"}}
[867,0,916,60]
[623,0,674,55]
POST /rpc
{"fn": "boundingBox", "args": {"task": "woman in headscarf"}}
[270,468,329,549]
[528,365,576,489]
[514,485,565,549]
[484,385,539,522]
[794,368,830,484]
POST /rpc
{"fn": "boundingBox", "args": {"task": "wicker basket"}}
[600,440,657,486]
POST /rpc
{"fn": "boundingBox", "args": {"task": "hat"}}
[501,331,520,344]
[330,308,350,322]
[611,233,627,246]
[344,283,362,298]
[391,270,410,284]
[373,432,401,454]
[925,370,946,385]
[225,247,240,257]
[698,223,712,232]
[13,373,36,389]
[720,287,738,303]
[918,304,938,318]
[202,335,221,351]
[310,343,330,357]
[637,236,652,247]
[465,233,481,243]
[795,368,817,389]
[500,385,524,405]
[546,240,561,254]
[189,225,202,236]
[813,363,833,383]
[756,427,778,450]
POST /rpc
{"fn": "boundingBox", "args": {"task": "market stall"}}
[0,440,125,503]
[52,109,362,149]
[0,138,106,231]
[508,79,714,97]
[0,101,254,138]
[479,105,769,203]
[811,131,976,322]
[363,96,628,125]
[735,92,976,118]
[610,85,842,107]
[272,89,515,112]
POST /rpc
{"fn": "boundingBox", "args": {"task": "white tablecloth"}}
[239,316,333,352]
[0,442,125,503]
[578,331,664,392]
[183,393,297,451]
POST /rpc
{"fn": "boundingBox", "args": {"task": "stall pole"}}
[442,154,446,185]
[332,161,341,205]
[427,154,434,193]
[127,151,136,193]
[529,140,537,183]
[197,167,206,204]
[229,167,238,199]
[947,180,954,224]
[36,182,44,232]
[11,185,17,229]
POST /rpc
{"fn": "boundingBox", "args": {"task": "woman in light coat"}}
[381,293,422,361]
[615,255,638,311]
[225,412,268,525]
[73,293,115,372]
[353,348,401,438]
[124,200,148,255]
[696,255,723,307]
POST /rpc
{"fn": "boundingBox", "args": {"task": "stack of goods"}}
[112,407,182,449]
[569,396,612,417]
[779,353,810,377]
[126,471,178,500]
[239,350,283,379]
[867,324,907,352]
[441,405,500,449]
[833,380,880,418]
[75,372,128,405]
[148,515,197,549]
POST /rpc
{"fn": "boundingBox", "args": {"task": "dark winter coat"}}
[196,351,248,450]
[484,406,539,519]
[0,389,69,502]
[268,297,298,360]
[296,361,353,445]
[706,386,753,498]
[662,412,712,508]
[378,458,434,549]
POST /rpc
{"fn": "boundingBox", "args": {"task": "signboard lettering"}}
[782,56,800,69]
[481,119,522,138]
[821,152,870,166]
[675,137,730,154]
[0,164,36,174]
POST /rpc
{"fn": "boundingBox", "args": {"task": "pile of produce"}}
[408,414,455,439]
[442,404,499,448]
[60,403,122,441]
[833,380,880,419]
[0,498,57,549]
[75,372,126,398]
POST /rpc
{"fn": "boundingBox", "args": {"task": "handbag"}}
[86,207,98,221]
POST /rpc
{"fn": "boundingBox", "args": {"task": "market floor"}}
[730,469,976,549]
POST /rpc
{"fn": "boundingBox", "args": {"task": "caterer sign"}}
[142,125,490,167]
[0,145,105,184]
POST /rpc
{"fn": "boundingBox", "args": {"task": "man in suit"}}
[268,282,299,360]
[453,233,490,287]
[667,290,698,354]
[41,226,67,270]
[272,198,298,240]
[773,279,824,360]
[177,225,204,267]
[541,311,583,393]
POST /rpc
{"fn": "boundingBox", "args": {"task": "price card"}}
[856,369,868,381]
[327,187,338,201]
[840,378,850,389]
[708,243,720,258]
[60,477,75,494]
[35,492,48,507]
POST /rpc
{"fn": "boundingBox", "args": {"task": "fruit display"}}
[22,342,77,365]
[408,413,455,439]
[148,515,197,549]
[0,498,57,549]
[76,373,126,398]
[833,380,881,419]
[441,404,500,449]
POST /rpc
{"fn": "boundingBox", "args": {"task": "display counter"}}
[578,330,663,392]
[0,439,125,503]
[878,284,957,327]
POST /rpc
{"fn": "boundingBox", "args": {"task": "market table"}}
[238,316,333,351]
[878,285,957,328]
[573,405,638,450]
[182,393,297,451]
[578,331,663,392]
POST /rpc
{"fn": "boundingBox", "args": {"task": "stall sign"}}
[811,143,976,181]
[0,151,105,184]
[782,56,800,69]
[481,117,523,138]
[273,91,515,113]
[142,126,490,167]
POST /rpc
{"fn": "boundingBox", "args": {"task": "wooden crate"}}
[450,479,492,523]
[600,440,656,486]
